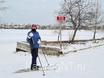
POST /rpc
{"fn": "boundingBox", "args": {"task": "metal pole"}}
[42,50,50,66]
[38,55,45,76]
[59,23,62,50]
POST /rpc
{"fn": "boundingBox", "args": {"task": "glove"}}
[38,40,41,44]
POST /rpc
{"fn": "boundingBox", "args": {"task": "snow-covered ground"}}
[0,29,104,78]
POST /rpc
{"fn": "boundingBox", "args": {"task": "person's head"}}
[31,24,37,32]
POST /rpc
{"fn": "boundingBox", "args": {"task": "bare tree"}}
[92,0,102,42]
[58,0,98,43]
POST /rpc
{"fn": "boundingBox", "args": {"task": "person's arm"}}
[26,31,33,43]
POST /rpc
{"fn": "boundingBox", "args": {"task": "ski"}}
[14,64,57,73]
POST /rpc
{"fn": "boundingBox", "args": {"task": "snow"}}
[0,29,104,78]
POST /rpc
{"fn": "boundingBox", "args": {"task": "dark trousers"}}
[31,48,38,69]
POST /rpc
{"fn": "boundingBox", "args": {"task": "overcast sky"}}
[1,0,62,25]
[1,0,104,25]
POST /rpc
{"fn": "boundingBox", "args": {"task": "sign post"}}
[56,16,66,49]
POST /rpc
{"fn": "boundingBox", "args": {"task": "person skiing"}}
[27,24,41,70]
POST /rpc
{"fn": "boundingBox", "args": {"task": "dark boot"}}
[31,64,39,70]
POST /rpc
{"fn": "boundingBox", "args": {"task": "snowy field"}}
[0,29,104,78]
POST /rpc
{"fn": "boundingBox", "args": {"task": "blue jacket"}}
[27,31,41,49]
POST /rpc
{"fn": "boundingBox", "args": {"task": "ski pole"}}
[38,55,45,76]
[42,50,50,66]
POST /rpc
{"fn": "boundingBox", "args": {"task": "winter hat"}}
[31,24,37,29]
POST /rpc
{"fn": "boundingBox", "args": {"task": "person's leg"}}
[31,57,37,70]
[31,48,38,70]
[31,48,36,70]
